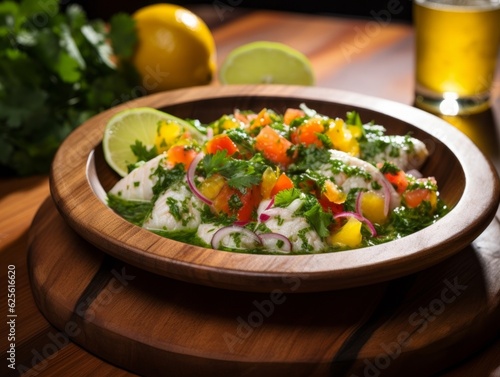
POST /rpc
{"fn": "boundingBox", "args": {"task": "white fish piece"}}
[369,136,429,171]
[257,198,326,253]
[319,149,400,210]
[143,182,203,233]
[196,223,220,246]
[108,153,167,201]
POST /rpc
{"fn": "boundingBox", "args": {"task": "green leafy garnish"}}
[107,194,152,226]
[202,151,265,192]
[0,1,140,175]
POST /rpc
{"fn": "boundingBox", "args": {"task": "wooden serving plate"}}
[50,85,500,292]
[28,196,500,377]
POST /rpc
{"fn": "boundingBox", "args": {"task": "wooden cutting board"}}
[27,197,500,377]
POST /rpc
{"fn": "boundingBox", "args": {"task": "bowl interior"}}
[95,96,465,208]
[55,85,499,293]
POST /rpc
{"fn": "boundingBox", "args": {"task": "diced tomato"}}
[384,170,409,194]
[291,118,324,147]
[255,126,294,167]
[166,145,197,170]
[212,184,261,222]
[237,185,262,222]
[234,109,257,125]
[205,134,239,156]
[283,108,305,125]
[403,189,435,209]
[270,173,294,197]
[319,194,344,215]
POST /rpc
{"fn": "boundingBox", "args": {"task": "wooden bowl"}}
[50,85,500,292]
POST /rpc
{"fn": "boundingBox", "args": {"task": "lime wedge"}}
[102,107,205,177]
[219,41,315,85]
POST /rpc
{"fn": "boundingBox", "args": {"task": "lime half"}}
[219,41,315,85]
[102,107,205,177]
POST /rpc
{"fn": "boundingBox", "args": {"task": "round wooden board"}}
[28,197,500,377]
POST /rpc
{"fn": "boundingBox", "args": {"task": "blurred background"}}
[63,1,413,22]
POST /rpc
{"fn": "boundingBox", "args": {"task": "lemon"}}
[102,107,205,177]
[219,41,314,85]
[132,4,216,92]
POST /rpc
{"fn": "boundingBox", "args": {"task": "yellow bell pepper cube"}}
[360,191,388,224]
[329,217,363,248]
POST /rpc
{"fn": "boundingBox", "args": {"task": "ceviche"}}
[106,104,449,254]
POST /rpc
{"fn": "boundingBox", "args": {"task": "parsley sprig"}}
[0,1,140,175]
[201,151,266,193]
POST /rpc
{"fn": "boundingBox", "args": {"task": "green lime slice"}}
[219,41,315,85]
[102,107,205,177]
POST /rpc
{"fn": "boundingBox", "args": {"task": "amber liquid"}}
[414,0,500,112]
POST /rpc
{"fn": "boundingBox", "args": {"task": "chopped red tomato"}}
[383,170,409,194]
[255,126,294,167]
[270,173,294,197]
[166,145,197,170]
[318,194,344,214]
[291,118,324,147]
[237,186,262,222]
[206,134,239,156]
[234,109,257,125]
[212,184,261,222]
[283,108,305,125]
[404,189,434,209]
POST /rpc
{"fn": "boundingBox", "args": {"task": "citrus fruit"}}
[131,4,216,92]
[219,41,314,85]
[102,107,205,177]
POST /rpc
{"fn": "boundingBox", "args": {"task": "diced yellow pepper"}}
[260,167,279,199]
[155,121,182,153]
[360,191,388,224]
[221,117,240,130]
[429,191,438,210]
[199,174,226,200]
[329,217,363,248]
[326,118,360,156]
[347,124,363,139]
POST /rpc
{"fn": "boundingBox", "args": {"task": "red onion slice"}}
[187,152,213,206]
[258,208,282,222]
[259,213,271,222]
[206,126,214,140]
[379,178,392,217]
[259,232,293,253]
[355,191,363,215]
[211,225,262,250]
[334,211,377,236]
[258,198,277,222]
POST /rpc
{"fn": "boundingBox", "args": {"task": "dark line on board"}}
[69,254,116,322]
[10,255,117,376]
[329,275,417,376]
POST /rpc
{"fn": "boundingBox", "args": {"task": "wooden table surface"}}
[1,6,499,377]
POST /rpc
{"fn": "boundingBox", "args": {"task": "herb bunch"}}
[0,0,140,175]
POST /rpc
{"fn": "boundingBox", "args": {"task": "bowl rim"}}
[50,85,500,292]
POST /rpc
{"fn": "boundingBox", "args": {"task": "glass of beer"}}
[414,0,500,115]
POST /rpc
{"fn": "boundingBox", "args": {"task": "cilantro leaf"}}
[0,3,141,176]
[346,111,362,126]
[202,151,265,192]
[129,140,158,163]
[108,13,137,59]
[274,188,302,207]
[304,203,332,238]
